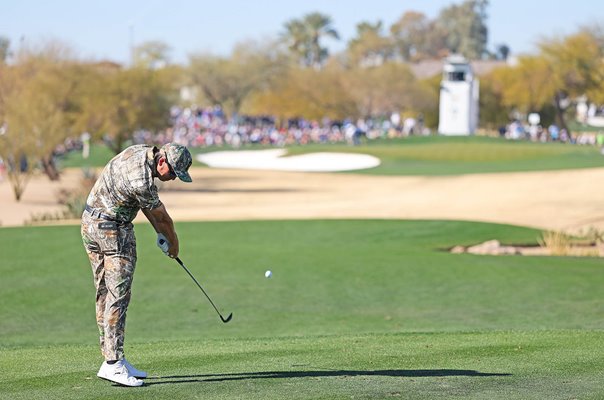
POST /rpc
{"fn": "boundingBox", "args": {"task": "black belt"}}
[85,204,123,223]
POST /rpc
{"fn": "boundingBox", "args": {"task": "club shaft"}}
[175,257,228,321]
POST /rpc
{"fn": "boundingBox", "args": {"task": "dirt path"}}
[2,167,604,232]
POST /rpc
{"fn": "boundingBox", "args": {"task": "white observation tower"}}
[438,55,479,135]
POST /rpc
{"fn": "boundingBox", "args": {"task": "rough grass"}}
[1,220,604,399]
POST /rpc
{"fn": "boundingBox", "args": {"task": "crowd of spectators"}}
[499,120,604,147]
[132,105,429,149]
[137,105,604,150]
[4,105,604,183]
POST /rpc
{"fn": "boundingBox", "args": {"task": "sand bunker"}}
[3,164,604,234]
[197,149,381,172]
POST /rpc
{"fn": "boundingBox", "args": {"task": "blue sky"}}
[2,1,602,64]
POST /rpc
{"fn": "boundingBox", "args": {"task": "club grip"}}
[157,233,169,253]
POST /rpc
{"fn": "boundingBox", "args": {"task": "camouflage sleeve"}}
[124,148,162,211]
[134,181,162,210]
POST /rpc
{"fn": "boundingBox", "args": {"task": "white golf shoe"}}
[97,360,143,387]
[123,358,148,379]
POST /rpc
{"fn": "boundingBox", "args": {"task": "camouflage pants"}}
[81,212,137,361]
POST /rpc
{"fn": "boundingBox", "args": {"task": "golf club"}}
[175,256,233,323]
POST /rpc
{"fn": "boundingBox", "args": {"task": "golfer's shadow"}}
[144,369,510,386]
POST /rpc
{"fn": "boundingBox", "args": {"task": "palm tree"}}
[304,12,340,68]
[282,12,340,68]
[283,19,309,66]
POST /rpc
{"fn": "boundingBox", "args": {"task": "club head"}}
[221,313,233,323]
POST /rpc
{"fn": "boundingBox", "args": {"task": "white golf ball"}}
[265,270,272,278]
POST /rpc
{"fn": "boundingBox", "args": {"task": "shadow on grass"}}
[144,369,510,386]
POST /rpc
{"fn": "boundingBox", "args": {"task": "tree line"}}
[1,0,603,201]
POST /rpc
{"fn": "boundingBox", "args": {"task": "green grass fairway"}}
[1,220,604,399]
[59,136,604,175]
[58,143,116,169]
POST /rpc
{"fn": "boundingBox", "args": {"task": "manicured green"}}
[1,220,603,399]
[59,136,604,175]
[286,136,604,175]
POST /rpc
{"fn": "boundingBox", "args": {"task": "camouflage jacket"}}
[86,145,162,222]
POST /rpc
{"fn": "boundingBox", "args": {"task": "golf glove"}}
[157,233,170,255]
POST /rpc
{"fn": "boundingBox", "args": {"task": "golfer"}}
[81,143,192,386]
